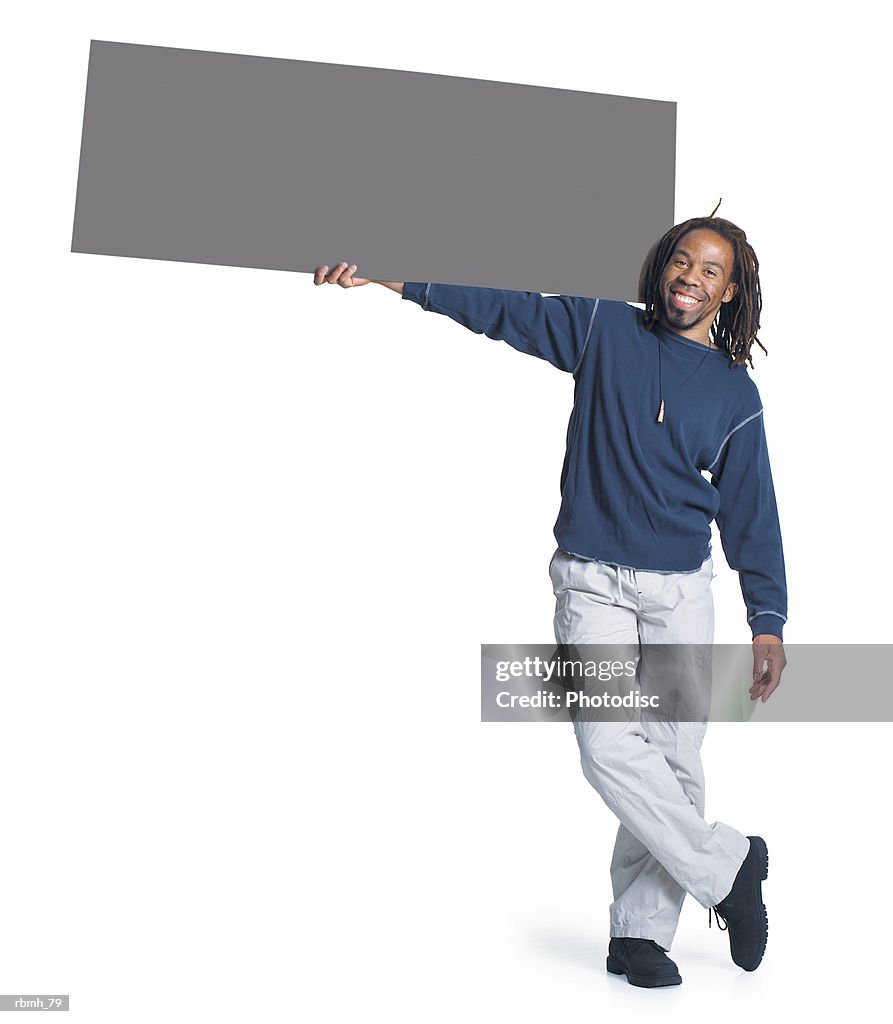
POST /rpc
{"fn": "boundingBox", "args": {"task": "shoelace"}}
[708,907,728,931]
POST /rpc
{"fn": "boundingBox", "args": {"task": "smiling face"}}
[658,229,739,346]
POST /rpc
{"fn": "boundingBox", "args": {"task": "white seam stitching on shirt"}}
[573,299,599,376]
[707,408,764,472]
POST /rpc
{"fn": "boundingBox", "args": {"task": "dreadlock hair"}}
[639,215,765,367]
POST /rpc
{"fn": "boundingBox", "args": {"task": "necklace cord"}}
[656,335,713,424]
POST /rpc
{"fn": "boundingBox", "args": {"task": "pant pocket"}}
[548,547,563,585]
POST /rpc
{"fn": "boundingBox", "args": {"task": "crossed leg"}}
[550,549,749,951]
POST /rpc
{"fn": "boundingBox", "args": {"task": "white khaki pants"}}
[549,548,750,951]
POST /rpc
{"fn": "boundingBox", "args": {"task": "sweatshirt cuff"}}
[402,281,430,308]
[749,613,785,641]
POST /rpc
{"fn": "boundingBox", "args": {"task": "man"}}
[313,214,787,988]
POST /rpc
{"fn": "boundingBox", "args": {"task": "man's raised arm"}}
[312,262,599,374]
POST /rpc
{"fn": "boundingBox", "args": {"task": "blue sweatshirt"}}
[402,282,787,640]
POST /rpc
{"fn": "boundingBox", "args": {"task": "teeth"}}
[675,293,698,305]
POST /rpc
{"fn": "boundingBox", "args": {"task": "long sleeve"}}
[401,282,599,374]
[709,408,788,639]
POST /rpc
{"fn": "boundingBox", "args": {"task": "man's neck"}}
[657,315,716,349]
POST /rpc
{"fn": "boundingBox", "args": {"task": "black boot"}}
[606,937,682,988]
[710,835,769,971]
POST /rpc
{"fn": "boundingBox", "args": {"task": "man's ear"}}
[722,281,739,303]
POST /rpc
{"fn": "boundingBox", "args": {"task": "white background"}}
[2,2,889,1020]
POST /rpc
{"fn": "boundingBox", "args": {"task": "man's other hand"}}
[750,635,786,703]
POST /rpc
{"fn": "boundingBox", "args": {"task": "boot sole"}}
[742,835,769,972]
[606,956,682,988]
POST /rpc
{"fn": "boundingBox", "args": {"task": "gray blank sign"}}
[71,41,676,299]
